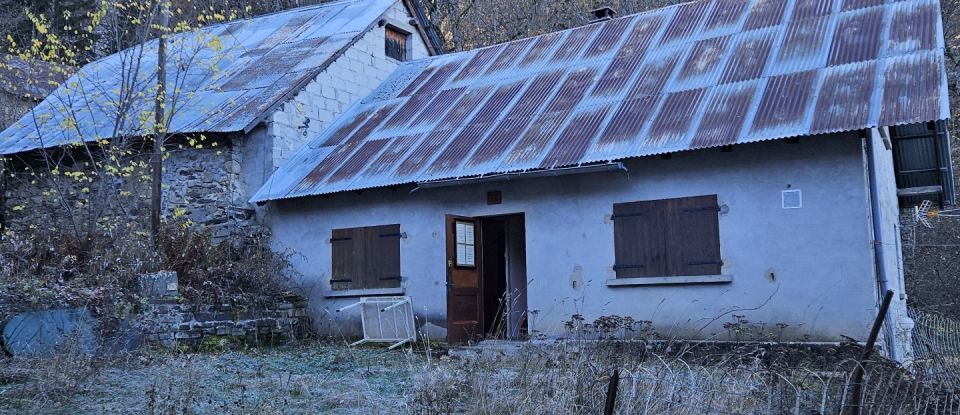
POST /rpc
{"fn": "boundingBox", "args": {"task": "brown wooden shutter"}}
[385,27,408,61]
[372,224,402,289]
[671,195,721,276]
[331,227,359,291]
[613,195,721,278]
[614,200,666,278]
[331,224,401,290]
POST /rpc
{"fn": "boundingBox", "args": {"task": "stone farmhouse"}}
[252,0,952,360]
[0,0,442,237]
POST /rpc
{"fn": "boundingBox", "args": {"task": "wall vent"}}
[782,189,802,209]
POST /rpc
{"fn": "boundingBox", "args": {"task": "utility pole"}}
[151,1,169,243]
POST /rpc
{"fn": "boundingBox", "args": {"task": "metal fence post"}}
[846,290,894,415]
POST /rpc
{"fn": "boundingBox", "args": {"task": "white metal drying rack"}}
[336,296,416,350]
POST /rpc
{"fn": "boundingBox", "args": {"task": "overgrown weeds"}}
[0,220,298,325]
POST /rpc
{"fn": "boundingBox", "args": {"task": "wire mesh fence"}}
[910,307,960,390]
[415,335,960,414]
[604,358,960,414]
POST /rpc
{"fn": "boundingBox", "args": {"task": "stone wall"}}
[138,300,309,348]
[2,137,255,239]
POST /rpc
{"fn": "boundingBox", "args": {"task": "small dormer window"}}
[385,26,409,61]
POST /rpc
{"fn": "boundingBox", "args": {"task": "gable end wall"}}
[265,1,429,170]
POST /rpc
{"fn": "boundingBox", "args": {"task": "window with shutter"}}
[330,224,401,290]
[385,26,409,61]
[613,195,721,278]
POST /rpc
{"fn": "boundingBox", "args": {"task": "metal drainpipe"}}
[864,130,900,361]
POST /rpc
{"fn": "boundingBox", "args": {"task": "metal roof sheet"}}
[252,0,951,203]
[0,0,396,155]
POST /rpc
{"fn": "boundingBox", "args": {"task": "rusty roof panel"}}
[251,0,950,202]
[339,103,398,145]
[412,59,465,96]
[879,52,944,126]
[519,32,565,67]
[485,38,535,75]
[395,130,454,178]
[453,46,506,82]
[437,87,494,130]
[703,0,749,35]
[362,134,422,178]
[645,88,708,147]
[840,0,884,11]
[540,106,612,168]
[544,68,597,113]
[505,71,563,118]
[660,0,713,45]
[626,47,684,98]
[750,70,818,134]
[812,61,876,133]
[827,7,885,66]
[467,117,535,168]
[719,29,775,83]
[321,109,373,147]
[673,36,731,91]
[592,15,666,96]
[427,123,493,175]
[504,111,570,165]
[743,0,788,30]
[472,81,526,124]
[690,81,758,148]
[593,95,660,156]
[405,87,466,128]
[0,0,400,155]
[381,91,439,129]
[398,66,437,97]
[583,16,635,59]
[885,0,940,56]
[328,138,390,183]
[551,24,601,62]
[791,0,835,20]
[773,15,834,74]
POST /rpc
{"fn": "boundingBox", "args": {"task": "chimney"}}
[590,6,617,22]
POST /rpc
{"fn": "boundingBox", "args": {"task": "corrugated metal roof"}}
[0,55,73,99]
[0,0,397,155]
[253,0,950,203]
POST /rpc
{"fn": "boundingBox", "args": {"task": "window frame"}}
[612,195,723,279]
[384,25,411,62]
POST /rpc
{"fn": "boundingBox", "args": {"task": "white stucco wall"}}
[265,1,430,170]
[867,127,914,360]
[265,132,898,346]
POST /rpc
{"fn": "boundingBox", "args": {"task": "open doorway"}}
[445,213,528,344]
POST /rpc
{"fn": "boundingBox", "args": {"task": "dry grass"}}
[0,337,957,414]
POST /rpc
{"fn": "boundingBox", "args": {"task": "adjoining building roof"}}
[0,0,410,155]
[0,55,72,99]
[252,0,951,203]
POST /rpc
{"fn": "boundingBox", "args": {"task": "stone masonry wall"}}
[266,1,430,168]
[2,137,255,239]
[138,300,309,348]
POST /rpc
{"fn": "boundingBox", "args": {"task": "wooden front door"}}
[445,215,482,344]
